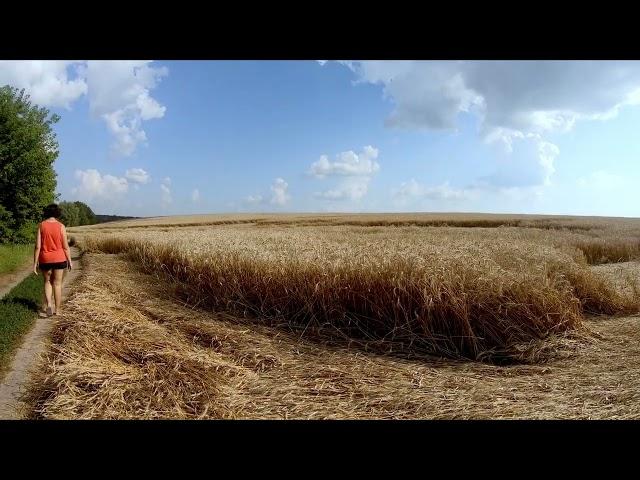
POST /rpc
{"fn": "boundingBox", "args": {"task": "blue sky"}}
[2,60,639,217]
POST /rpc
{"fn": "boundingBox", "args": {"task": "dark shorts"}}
[39,261,68,271]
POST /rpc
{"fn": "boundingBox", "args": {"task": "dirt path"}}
[0,260,33,300]
[0,247,82,419]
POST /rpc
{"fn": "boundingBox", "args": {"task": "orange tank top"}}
[39,220,67,264]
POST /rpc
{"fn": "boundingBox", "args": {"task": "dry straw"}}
[24,253,640,419]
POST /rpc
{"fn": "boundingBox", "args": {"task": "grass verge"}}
[0,244,32,275]
[0,273,41,376]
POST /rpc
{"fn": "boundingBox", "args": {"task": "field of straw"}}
[24,214,640,419]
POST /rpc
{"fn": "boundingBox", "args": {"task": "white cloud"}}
[101,110,147,157]
[314,177,370,201]
[71,169,128,201]
[478,133,559,188]
[337,61,482,131]
[423,183,470,201]
[245,194,264,205]
[394,179,471,202]
[394,179,424,199]
[338,61,640,136]
[311,146,381,201]
[0,61,168,157]
[162,177,171,186]
[332,61,640,187]
[0,61,87,108]
[309,145,380,178]
[537,139,559,186]
[577,170,626,190]
[160,183,172,206]
[270,178,290,206]
[191,188,201,203]
[87,61,168,156]
[244,178,291,208]
[125,168,151,184]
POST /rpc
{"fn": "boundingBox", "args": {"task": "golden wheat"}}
[77,221,639,361]
[72,213,640,265]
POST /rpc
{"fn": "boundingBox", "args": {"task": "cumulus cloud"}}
[87,61,168,156]
[245,194,264,205]
[331,61,640,187]
[314,177,370,201]
[477,133,559,188]
[309,145,380,178]
[270,178,290,206]
[0,60,168,157]
[72,169,128,201]
[160,183,172,206]
[0,60,87,108]
[336,61,482,131]
[191,188,201,203]
[125,168,151,184]
[242,178,291,208]
[338,61,640,135]
[577,170,627,190]
[394,179,471,202]
[159,177,172,206]
[311,146,380,201]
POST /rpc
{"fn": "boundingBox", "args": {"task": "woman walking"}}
[33,204,72,317]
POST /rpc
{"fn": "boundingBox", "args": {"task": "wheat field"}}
[24,213,640,419]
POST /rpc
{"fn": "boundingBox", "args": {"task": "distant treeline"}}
[60,202,139,226]
[59,201,97,227]
[95,214,139,224]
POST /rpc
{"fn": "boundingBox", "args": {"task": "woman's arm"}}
[33,224,41,275]
[61,224,72,270]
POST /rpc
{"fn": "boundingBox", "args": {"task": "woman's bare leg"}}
[43,270,53,311]
[52,269,64,314]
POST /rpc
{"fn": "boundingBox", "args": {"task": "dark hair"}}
[43,203,62,220]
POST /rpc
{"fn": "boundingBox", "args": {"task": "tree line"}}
[58,201,98,227]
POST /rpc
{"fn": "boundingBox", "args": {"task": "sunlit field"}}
[25,213,640,419]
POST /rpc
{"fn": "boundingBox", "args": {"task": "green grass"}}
[0,244,32,275]
[0,273,41,375]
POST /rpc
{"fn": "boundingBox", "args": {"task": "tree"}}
[59,201,80,226]
[76,201,97,225]
[0,86,59,243]
[60,201,97,226]
[0,204,12,240]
